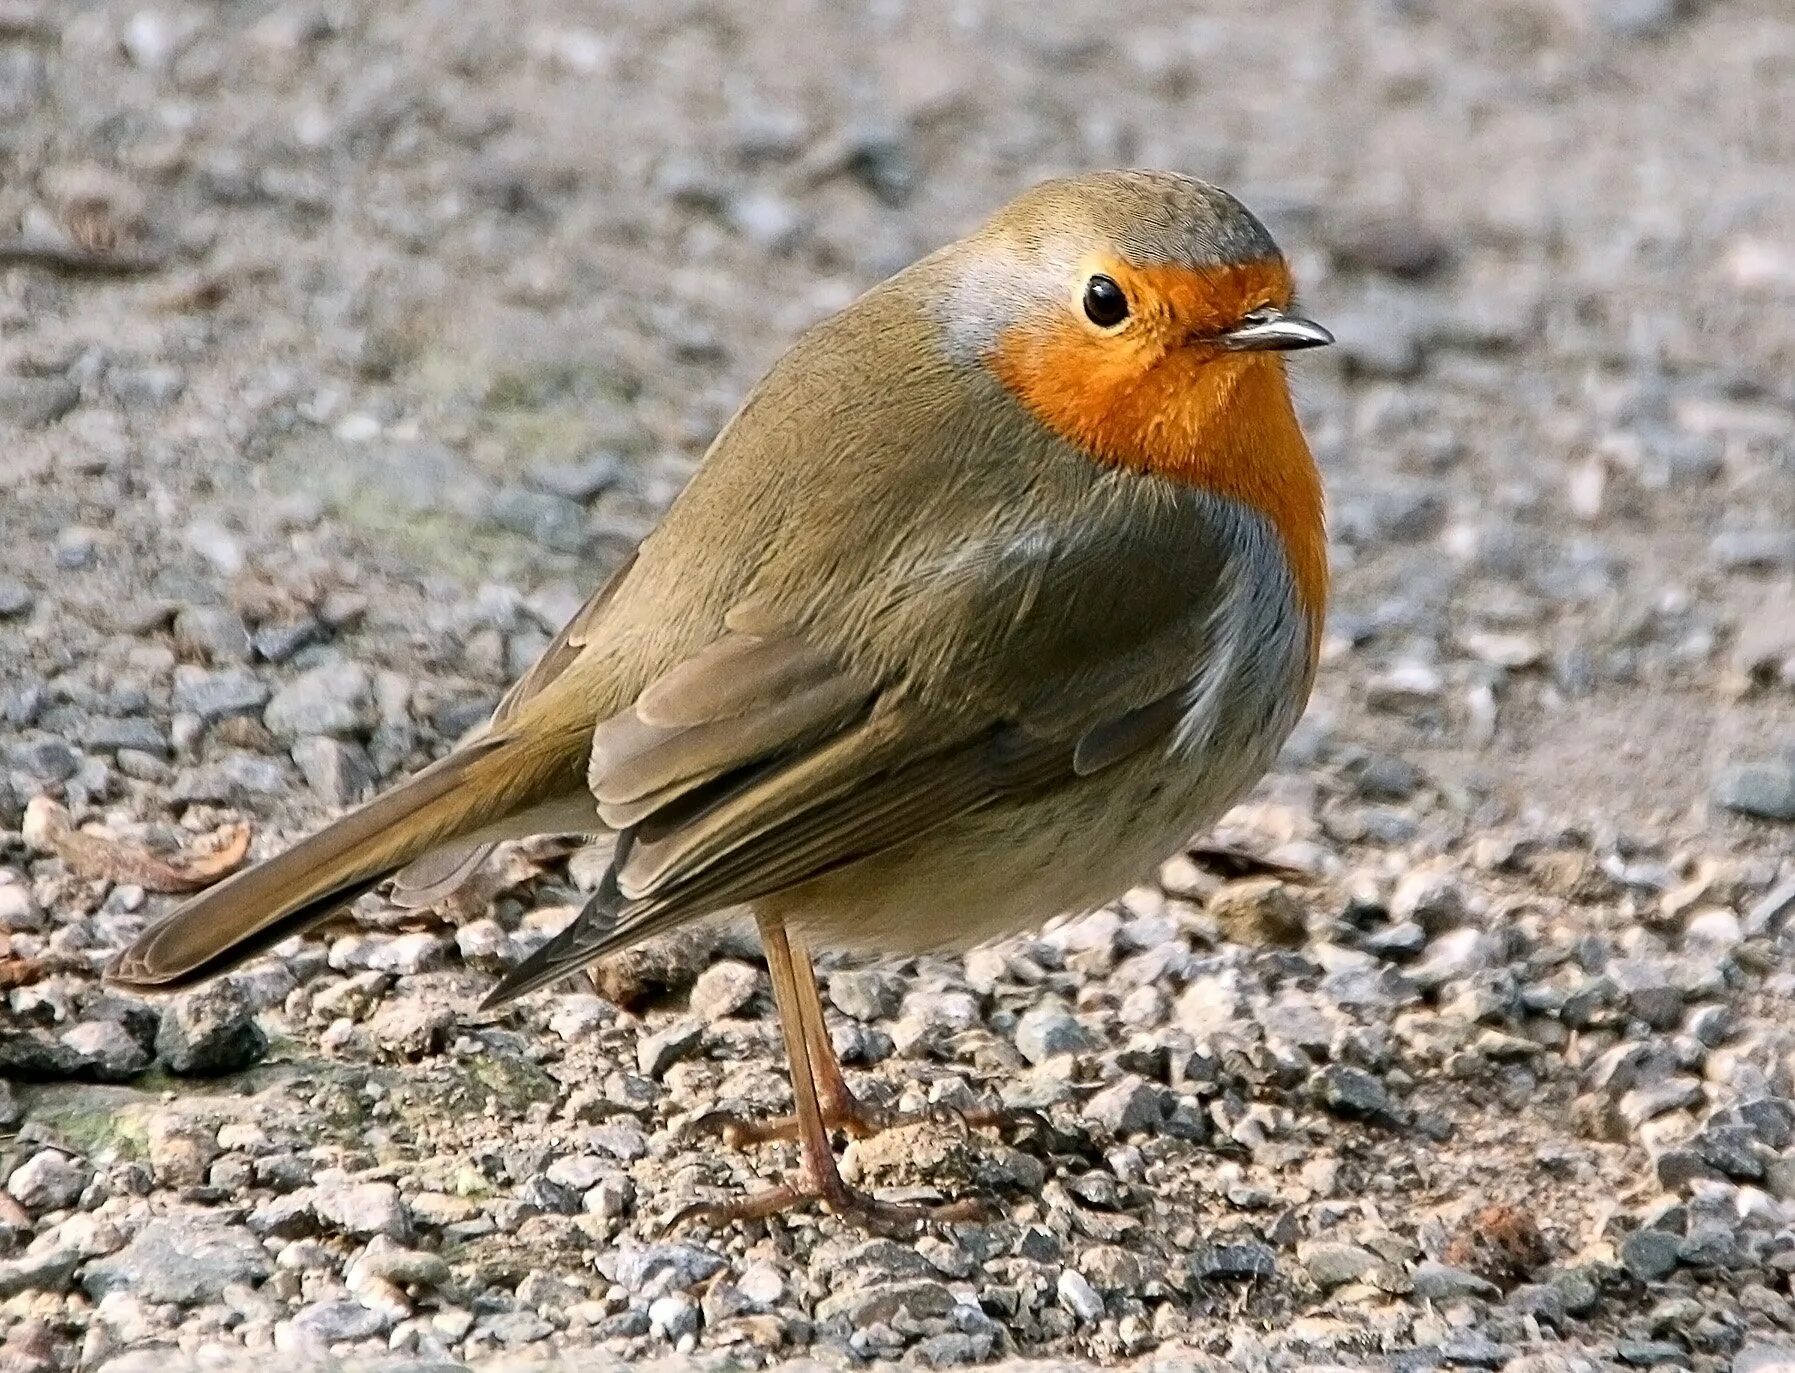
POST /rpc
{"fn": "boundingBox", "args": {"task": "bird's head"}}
[941,170,1329,473]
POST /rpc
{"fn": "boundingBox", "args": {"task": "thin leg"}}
[691,933,1022,1149]
[669,917,985,1231]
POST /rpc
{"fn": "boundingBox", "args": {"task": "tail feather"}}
[108,733,575,989]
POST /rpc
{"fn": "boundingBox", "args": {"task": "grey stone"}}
[313,1180,412,1240]
[1621,1226,1681,1282]
[1056,1268,1104,1322]
[82,1215,271,1304]
[1191,1242,1276,1280]
[5,1150,91,1211]
[1298,1240,1382,1289]
[637,1019,703,1078]
[282,1298,391,1347]
[349,1244,451,1290]
[816,1277,956,1324]
[0,1247,79,1298]
[688,959,761,1021]
[292,735,375,806]
[172,665,269,722]
[107,365,186,409]
[172,751,290,802]
[1317,1063,1401,1122]
[60,1019,151,1081]
[0,579,34,618]
[1083,1074,1164,1135]
[1410,1260,1500,1301]
[368,1000,453,1060]
[78,716,169,755]
[610,1241,726,1293]
[173,605,252,662]
[1712,530,1795,571]
[1716,761,1795,822]
[487,486,588,553]
[0,376,79,428]
[827,967,904,1021]
[1015,1001,1092,1065]
[265,659,374,740]
[155,980,267,1075]
[1736,1343,1795,1373]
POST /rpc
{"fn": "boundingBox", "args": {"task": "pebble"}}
[0,375,79,428]
[1015,1000,1092,1065]
[6,1150,91,1212]
[828,967,905,1021]
[171,665,270,722]
[1056,1268,1105,1322]
[1622,1226,1683,1282]
[312,1180,412,1240]
[155,981,268,1075]
[61,1018,152,1080]
[1298,1240,1382,1289]
[1083,1074,1165,1135]
[688,959,761,1021]
[0,578,35,618]
[264,660,374,740]
[1191,1243,1276,1280]
[82,1216,271,1304]
[636,1018,704,1078]
[291,735,374,806]
[1715,760,1795,822]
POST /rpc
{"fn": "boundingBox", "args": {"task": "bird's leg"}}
[672,917,985,1231]
[692,932,1018,1149]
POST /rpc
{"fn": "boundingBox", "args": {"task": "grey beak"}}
[1222,310,1334,353]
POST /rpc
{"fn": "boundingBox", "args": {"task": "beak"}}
[1220,309,1334,353]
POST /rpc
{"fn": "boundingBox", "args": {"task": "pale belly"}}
[770,721,1286,956]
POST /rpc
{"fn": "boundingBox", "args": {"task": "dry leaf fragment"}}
[23,796,251,893]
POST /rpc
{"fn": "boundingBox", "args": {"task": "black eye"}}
[1082,274,1129,328]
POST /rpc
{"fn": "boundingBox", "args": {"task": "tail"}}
[107,732,582,990]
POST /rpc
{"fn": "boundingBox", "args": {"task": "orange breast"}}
[991,305,1328,656]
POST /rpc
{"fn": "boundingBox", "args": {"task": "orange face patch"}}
[990,257,1328,649]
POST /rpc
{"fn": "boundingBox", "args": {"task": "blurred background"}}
[3,1,1795,1368]
[5,0,1792,845]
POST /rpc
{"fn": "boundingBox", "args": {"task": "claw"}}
[665,1172,991,1235]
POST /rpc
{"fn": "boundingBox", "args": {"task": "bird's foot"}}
[691,1093,1024,1150]
[665,1168,990,1234]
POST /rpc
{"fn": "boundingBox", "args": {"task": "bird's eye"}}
[1082,274,1129,328]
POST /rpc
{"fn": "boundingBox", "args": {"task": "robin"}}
[110,170,1332,1227]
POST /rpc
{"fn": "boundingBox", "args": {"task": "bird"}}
[109,169,1332,1228]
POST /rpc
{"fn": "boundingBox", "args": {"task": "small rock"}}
[0,376,79,428]
[611,1242,726,1293]
[155,981,267,1075]
[816,1277,956,1325]
[368,1000,453,1060]
[264,660,374,741]
[291,736,375,807]
[313,1180,411,1241]
[828,967,904,1021]
[1712,530,1795,572]
[6,1150,91,1211]
[61,1019,151,1081]
[1208,879,1307,947]
[1056,1268,1105,1322]
[0,578,35,619]
[1621,1226,1682,1283]
[1083,1074,1164,1135]
[487,487,588,554]
[83,1215,271,1304]
[1317,1064,1401,1122]
[1410,1260,1501,1302]
[1299,1240,1382,1289]
[280,1298,390,1348]
[1716,761,1795,822]
[173,605,252,662]
[172,666,269,723]
[1015,1000,1091,1065]
[688,960,761,1021]
[1191,1243,1276,1280]
[636,1019,703,1078]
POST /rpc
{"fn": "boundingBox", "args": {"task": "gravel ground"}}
[4,1,1795,1370]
